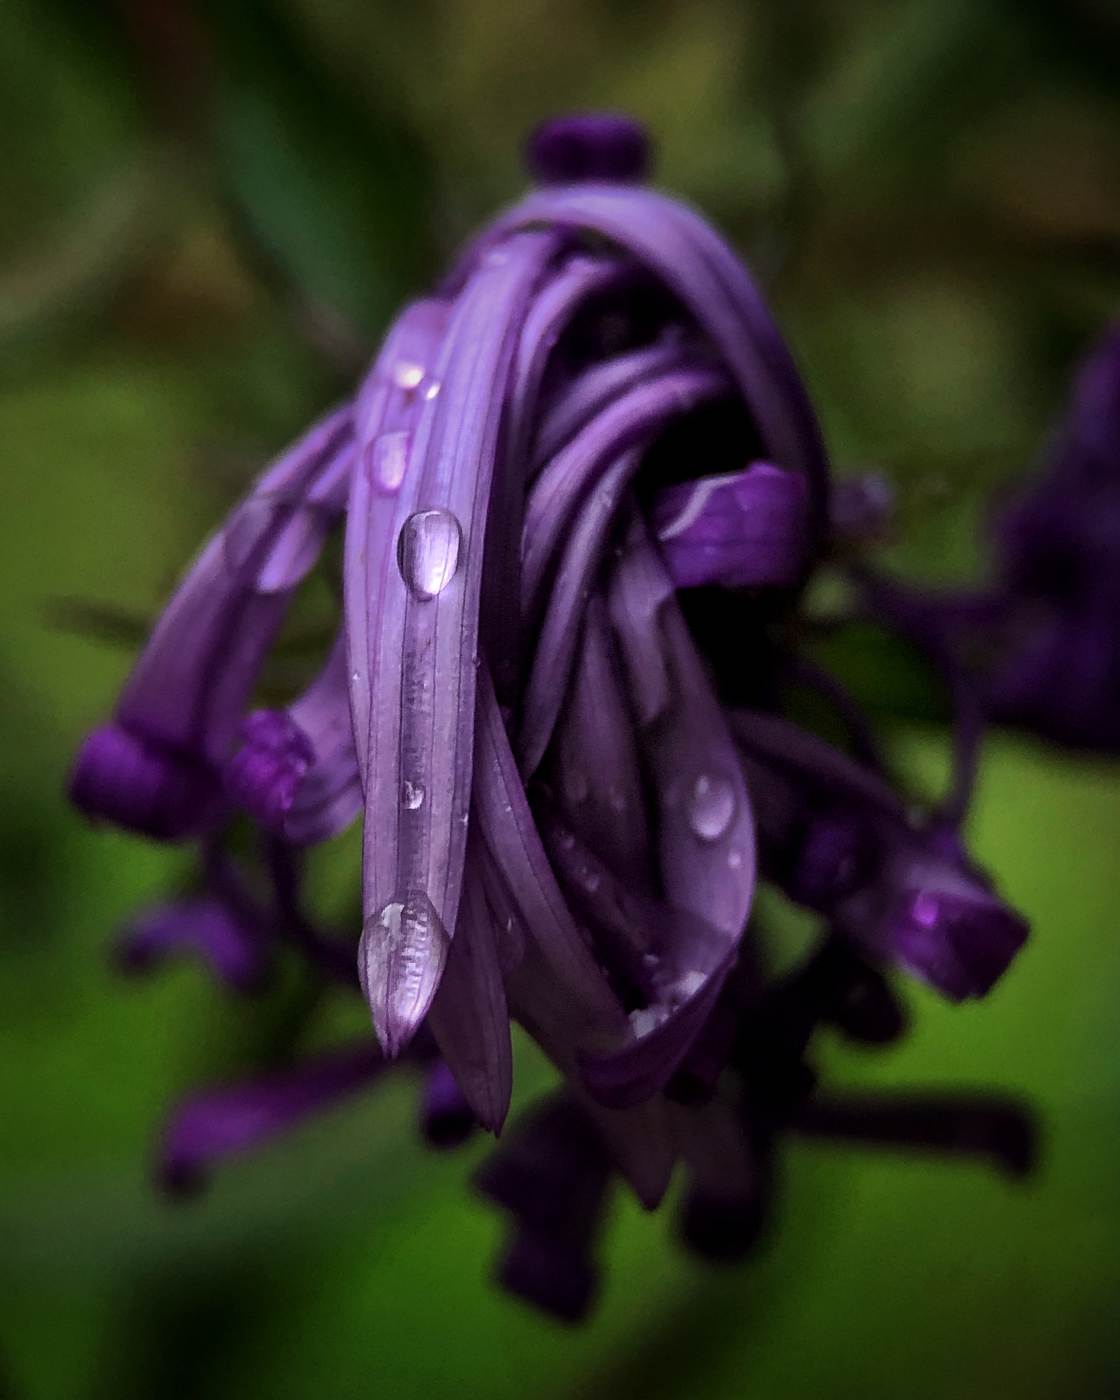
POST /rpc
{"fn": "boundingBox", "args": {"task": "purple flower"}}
[860,325,1120,752]
[69,114,1031,1320]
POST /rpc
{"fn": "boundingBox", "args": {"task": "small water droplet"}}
[580,867,601,894]
[397,509,463,599]
[687,771,736,842]
[728,848,743,870]
[392,360,424,391]
[422,378,441,401]
[370,430,410,494]
[401,779,425,811]
[557,828,576,851]
[351,670,361,684]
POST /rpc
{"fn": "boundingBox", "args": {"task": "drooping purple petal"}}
[419,1059,477,1149]
[676,1098,770,1263]
[549,596,652,889]
[225,629,361,846]
[157,1042,384,1193]
[356,234,558,1056]
[472,665,625,1040]
[487,253,628,702]
[585,526,755,1102]
[426,849,513,1134]
[518,361,728,774]
[493,184,829,532]
[344,297,450,785]
[732,709,1028,998]
[652,462,809,590]
[71,405,355,840]
[115,896,269,993]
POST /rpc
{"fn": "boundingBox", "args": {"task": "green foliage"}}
[1,1,1118,1396]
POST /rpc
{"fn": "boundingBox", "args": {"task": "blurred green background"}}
[2,1,1119,1396]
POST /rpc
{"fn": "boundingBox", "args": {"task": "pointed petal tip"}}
[359,891,451,1058]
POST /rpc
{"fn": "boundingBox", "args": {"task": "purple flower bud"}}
[526,113,651,186]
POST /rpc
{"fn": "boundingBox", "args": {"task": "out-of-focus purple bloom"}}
[68,113,1031,1321]
[861,325,1120,752]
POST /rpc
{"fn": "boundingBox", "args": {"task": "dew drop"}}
[370,430,410,494]
[728,848,743,870]
[392,360,425,391]
[360,891,449,1055]
[397,509,462,599]
[687,771,736,842]
[401,779,425,811]
[422,378,441,401]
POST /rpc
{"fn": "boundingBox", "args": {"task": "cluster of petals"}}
[69,115,1031,1319]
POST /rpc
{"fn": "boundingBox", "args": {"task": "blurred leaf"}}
[204,0,435,339]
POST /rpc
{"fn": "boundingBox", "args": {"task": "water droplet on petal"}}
[401,779,425,811]
[397,509,462,599]
[687,771,736,842]
[728,848,743,870]
[422,378,441,401]
[392,361,425,391]
[370,430,410,494]
[360,891,449,1056]
[580,867,601,894]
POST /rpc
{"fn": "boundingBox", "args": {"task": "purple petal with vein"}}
[356,235,557,1055]
[427,848,513,1133]
[653,462,809,590]
[71,405,354,840]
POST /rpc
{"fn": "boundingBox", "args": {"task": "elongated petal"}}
[116,897,268,993]
[71,406,355,840]
[653,462,809,590]
[519,362,727,773]
[472,665,624,1039]
[732,709,1028,997]
[494,184,828,531]
[158,1043,384,1193]
[427,849,513,1134]
[532,341,700,469]
[487,254,625,700]
[549,595,652,888]
[344,299,450,779]
[356,235,557,1056]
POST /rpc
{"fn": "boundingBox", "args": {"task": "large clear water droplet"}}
[687,771,736,842]
[360,891,449,1056]
[369,430,410,494]
[397,509,462,599]
[401,779,425,811]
